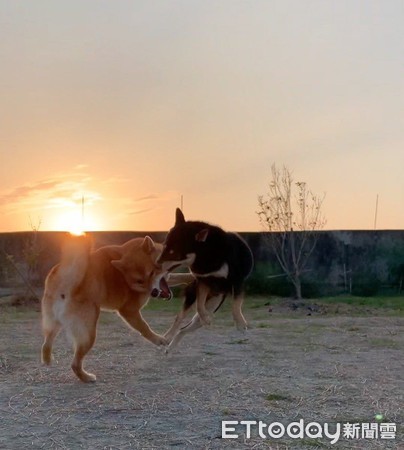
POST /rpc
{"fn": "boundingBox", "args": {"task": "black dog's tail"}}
[213,294,226,313]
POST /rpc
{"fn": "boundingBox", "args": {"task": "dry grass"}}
[0,299,402,449]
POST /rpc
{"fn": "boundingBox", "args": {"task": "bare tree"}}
[257,164,326,299]
[23,216,43,286]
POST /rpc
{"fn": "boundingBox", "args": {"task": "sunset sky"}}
[1,1,403,232]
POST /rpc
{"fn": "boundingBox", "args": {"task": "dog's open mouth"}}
[151,277,172,300]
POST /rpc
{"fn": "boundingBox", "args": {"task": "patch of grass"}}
[248,296,280,307]
[369,338,399,349]
[0,305,39,322]
[0,355,10,373]
[320,295,404,312]
[295,323,327,333]
[98,311,119,325]
[265,393,291,402]
[143,296,184,313]
[333,415,377,424]
[298,439,331,448]
[256,322,271,328]
[226,338,249,345]
[12,342,37,358]
[248,298,269,309]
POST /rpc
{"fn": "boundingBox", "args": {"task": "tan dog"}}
[41,234,192,382]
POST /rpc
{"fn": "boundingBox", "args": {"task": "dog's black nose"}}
[151,288,159,298]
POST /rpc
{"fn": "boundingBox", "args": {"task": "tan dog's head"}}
[111,236,171,299]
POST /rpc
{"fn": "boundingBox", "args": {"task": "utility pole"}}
[373,194,379,230]
[81,196,85,229]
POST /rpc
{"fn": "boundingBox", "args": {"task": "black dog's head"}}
[157,208,209,271]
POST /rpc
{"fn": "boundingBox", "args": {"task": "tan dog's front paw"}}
[199,311,211,326]
[163,330,174,342]
[150,334,168,346]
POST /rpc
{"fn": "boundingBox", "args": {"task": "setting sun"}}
[50,208,102,234]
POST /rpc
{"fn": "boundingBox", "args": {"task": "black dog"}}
[157,208,253,349]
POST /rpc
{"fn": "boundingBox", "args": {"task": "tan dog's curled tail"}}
[57,233,93,292]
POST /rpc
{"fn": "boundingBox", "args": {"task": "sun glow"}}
[50,209,102,234]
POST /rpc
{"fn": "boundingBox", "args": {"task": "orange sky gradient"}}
[1,1,403,233]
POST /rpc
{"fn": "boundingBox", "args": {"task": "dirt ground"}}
[0,298,402,450]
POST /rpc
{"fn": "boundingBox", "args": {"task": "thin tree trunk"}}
[293,275,302,300]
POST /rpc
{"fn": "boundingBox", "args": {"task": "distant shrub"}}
[351,272,382,297]
[300,281,321,299]
[246,263,292,297]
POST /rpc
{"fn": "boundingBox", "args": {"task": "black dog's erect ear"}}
[195,228,209,242]
[175,208,185,226]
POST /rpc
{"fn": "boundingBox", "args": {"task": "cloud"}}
[124,191,179,217]
[128,207,155,215]
[102,176,131,185]
[0,166,180,231]
[134,194,159,202]
[0,168,103,215]
[0,179,60,207]
[74,164,89,170]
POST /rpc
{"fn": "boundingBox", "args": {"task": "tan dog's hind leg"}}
[41,294,61,365]
[71,339,97,383]
[164,303,193,342]
[68,305,99,383]
[41,324,61,365]
[166,296,223,352]
[196,283,211,325]
[232,295,248,330]
[164,273,196,341]
[119,303,167,346]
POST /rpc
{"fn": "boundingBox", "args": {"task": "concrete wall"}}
[245,230,404,296]
[1,230,403,296]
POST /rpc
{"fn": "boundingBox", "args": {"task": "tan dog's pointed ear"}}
[195,228,209,242]
[142,235,155,254]
[111,259,123,272]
